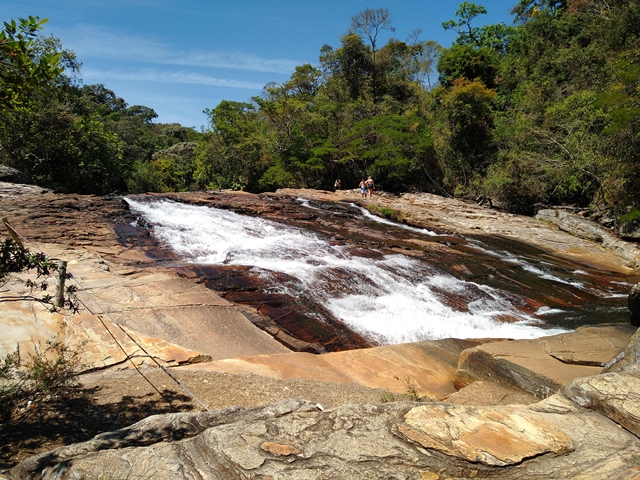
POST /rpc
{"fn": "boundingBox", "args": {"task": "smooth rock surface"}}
[454,324,636,399]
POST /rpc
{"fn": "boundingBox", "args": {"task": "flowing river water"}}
[125,195,637,348]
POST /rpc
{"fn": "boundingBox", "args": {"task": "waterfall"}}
[126,197,627,344]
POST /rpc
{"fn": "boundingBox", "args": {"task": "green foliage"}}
[437,44,499,88]
[620,209,640,223]
[5,3,640,217]
[433,78,497,193]
[0,238,57,284]
[366,204,403,222]
[0,238,78,312]
[1,106,127,194]
[0,16,63,106]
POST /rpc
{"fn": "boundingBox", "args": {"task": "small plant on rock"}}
[0,238,79,312]
[380,375,430,403]
[0,335,85,421]
[366,204,403,222]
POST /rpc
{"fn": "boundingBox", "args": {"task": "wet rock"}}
[629,282,640,327]
[176,265,372,353]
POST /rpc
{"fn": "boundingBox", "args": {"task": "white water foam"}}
[127,198,567,343]
[350,202,440,236]
[468,239,586,289]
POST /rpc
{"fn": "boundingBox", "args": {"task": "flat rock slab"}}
[68,311,203,368]
[445,380,538,405]
[544,324,637,366]
[183,338,484,399]
[400,403,574,466]
[1,245,289,370]
[107,306,290,361]
[455,324,637,398]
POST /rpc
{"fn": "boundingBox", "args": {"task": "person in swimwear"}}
[359,178,367,198]
[365,176,375,198]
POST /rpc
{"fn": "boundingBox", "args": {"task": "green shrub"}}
[0,238,78,312]
[619,209,640,223]
[366,204,403,222]
[0,336,85,420]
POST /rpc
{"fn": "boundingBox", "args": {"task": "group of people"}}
[359,177,375,198]
[334,176,375,198]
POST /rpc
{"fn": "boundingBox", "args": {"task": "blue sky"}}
[4,1,518,129]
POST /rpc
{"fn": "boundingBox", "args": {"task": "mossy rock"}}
[618,209,640,240]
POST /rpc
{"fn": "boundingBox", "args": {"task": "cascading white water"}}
[126,197,568,343]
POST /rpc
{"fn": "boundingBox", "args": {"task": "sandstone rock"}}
[454,324,636,399]
[563,372,640,437]
[399,402,574,466]
[604,326,640,374]
[536,207,640,268]
[445,380,537,405]
[10,397,640,480]
[182,338,483,399]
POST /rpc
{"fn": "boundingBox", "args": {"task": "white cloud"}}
[82,68,266,89]
[67,25,300,74]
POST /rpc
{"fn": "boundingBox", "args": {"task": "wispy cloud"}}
[82,68,266,89]
[67,25,300,74]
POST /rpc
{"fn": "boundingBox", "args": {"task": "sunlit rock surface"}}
[10,394,640,480]
[3,182,640,479]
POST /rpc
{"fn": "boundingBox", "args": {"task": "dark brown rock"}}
[629,282,640,327]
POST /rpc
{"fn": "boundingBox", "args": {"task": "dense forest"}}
[1,0,640,221]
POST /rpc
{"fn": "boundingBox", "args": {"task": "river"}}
[124,195,636,347]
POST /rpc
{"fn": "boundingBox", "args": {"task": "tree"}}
[405,31,442,89]
[442,2,489,48]
[443,3,516,53]
[199,100,266,190]
[437,44,499,88]
[0,17,63,106]
[343,113,439,192]
[350,8,395,102]
[512,0,567,23]
[434,78,497,193]
[334,33,373,100]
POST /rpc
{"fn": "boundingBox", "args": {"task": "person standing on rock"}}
[366,176,375,198]
[359,178,367,198]
[334,179,342,191]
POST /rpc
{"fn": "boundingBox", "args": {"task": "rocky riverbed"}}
[2,182,640,479]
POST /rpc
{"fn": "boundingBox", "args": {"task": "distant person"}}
[334,179,342,191]
[359,178,367,198]
[366,176,375,198]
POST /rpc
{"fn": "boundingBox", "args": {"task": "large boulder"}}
[617,211,640,241]
[0,166,31,184]
[536,208,640,268]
